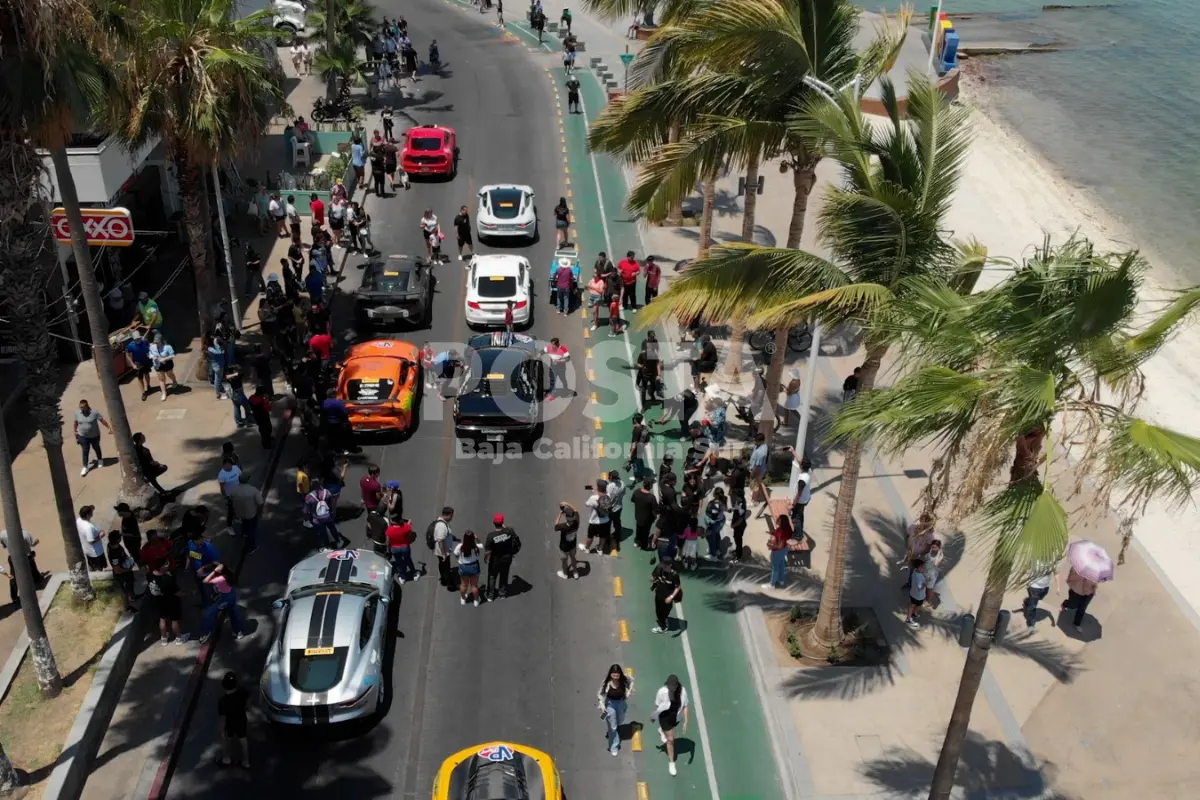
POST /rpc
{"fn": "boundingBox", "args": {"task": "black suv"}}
[452,333,554,446]
[354,255,433,330]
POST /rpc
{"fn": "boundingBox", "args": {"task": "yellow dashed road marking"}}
[632,729,644,752]
[584,327,591,339]
[637,781,649,798]
[587,368,596,381]
[618,620,631,642]
[614,577,623,596]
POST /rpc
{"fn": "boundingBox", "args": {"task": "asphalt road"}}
[168,2,637,797]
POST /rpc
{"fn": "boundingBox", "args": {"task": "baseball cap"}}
[492,513,505,525]
[386,480,400,490]
[114,502,132,513]
[267,272,280,283]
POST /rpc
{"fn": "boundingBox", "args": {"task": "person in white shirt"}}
[652,674,690,776]
[419,209,440,258]
[905,560,928,629]
[786,447,812,535]
[290,43,303,73]
[605,470,625,554]
[433,507,456,588]
[300,42,313,73]
[453,531,482,607]
[268,193,287,238]
[76,505,108,571]
[217,457,242,528]
[582,480,610,554]
[1022,561,1060,628]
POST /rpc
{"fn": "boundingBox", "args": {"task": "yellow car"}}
[433,741,563,799]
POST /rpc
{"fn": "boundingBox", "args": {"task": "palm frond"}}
[746,282,895,329]
[976,482,1069,590]
[1101,417,1200,512]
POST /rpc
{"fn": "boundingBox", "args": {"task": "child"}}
[217,671,250,768]
[703,488,727,563]
[609,295,623,336]
[905,560,927,629]
[680,516,700,571]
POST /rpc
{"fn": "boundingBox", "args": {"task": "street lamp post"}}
[211,162,241,332]
[927,0,946,75]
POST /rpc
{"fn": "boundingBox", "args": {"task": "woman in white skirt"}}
[652,674,690,776]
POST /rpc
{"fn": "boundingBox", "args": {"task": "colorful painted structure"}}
[928,6,960,75]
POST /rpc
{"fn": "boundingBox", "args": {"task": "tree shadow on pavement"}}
[858,732,1064,800]
[690,506,1080,700]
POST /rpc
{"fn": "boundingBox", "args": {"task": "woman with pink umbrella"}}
[1060,540,1114,632]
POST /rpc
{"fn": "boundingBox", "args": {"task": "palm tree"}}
[640,74,974,652]
[0,737,20,796]
[105,0,288,340]
[831,237,1200,797]
[307,0,377,48]
[0,390,63,699]
[597,0,907,395]
[313,41,368,94]
[9,2,160,512]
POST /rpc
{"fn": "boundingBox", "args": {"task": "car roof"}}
[368,255,423,273]
[480,184,533,194]
[285,549,392,598]
[468,332,539,354]
[471,254,528,275]
[284,591,363,651]
[346,339,421,361]
[408,125,454,136]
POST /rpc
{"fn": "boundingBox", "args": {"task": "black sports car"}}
[452,333,554,446]
[354,255,433,330]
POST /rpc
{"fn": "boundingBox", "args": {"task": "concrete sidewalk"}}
[629,93,1200,800]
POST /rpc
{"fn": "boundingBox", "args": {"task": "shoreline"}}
[951,59,1200,623]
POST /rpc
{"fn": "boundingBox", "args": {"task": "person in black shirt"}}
[365,509,390,555]
[566,74,581,113]
[727,455,748,497]
[651,560,681,633]
[630,477,658,550]
[370,144,387,196]
[114,502,143,564]
[729,489,749,561]
[554,501,580,579]
[307,301,330,337]
[484,513,522,600]
[626,413,649,478]
[223,362,249,429]
[107,531,138,612]
[843,366,862,402]
[594,251,613,278]
[453,205,474,261]
[146,559,186,645]
[655,472,682,554]
[596,663,634,755]
[691,334,718,390]
[655,388,699,438]
[217,671,250,768]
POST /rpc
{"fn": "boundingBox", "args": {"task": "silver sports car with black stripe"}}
[260,549,394,725]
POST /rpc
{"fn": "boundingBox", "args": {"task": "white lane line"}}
[577,86,722,800]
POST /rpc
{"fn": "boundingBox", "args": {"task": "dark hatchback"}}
[354,256,434,330]
[453,333,554,446]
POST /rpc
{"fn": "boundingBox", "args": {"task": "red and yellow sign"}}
[51,207,135,247]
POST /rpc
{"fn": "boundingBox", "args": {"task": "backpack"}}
[425,519,439,550]
[312,490,332,522]
[597,492,612,516]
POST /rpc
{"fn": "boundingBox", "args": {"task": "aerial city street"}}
[3,0,1200,799]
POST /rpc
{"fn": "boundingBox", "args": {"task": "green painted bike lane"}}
[559,64,785,800]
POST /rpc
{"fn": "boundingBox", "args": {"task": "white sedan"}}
[465,254,533,329]
[475,184,537,242]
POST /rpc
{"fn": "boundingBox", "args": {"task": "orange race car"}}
[335,339,422,433]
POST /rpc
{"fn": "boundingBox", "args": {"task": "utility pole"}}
[212,162,240,332]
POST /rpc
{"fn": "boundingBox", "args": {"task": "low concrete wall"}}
[280,128,353,159]
[860,68,961,117]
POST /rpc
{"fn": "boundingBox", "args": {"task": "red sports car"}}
[401,124,459,179]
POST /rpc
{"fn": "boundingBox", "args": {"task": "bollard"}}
[957,613,975,648]
[994,610,1010,646]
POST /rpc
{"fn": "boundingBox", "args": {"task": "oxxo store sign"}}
[51,206,135,247]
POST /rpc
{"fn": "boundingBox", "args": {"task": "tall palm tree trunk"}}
[759,159,820,447]
[0,738,21,796]
[665,122,683,226]
[325,0,337,101]
[177,159,218,341]
[697,170,717,259]
[929,426,1046,798]
[0,408,62,699]
[807,344,887,649]
[48,146,157,513]
[721,152,760,382]
[0,145,96,603]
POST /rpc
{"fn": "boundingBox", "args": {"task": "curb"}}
[140,404,295,800]
[43,605,143,800]
[0,573,69,703]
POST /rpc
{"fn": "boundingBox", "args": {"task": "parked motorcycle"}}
[312,90,354,123]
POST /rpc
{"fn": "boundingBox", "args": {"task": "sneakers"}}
[460,597,467,606]
[80,465,90,477]
[413,573,421,582]
[651,626,665,634]
[590,323,598,331]
[397,576,406,585]
[199,634,211,645]
[473,597,480,607]
[159,635,170,646]
[905,619,920,629]
[557,570,568,580]
[175,634,191,645]
[234,631,246,640]
[578,543,587,552]
[669,762,677,777]
[458,255,464,261]
[759,583,774,590]
[610,747,619,757]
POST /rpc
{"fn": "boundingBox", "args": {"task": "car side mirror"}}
[380,596,391,606]
[272,599,285,609]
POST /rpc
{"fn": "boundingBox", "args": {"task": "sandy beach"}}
[952,64,1200,622]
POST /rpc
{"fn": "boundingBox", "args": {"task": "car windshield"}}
[476,275,517,298]
[373,268,412,292]
[488,189,524,219]
[347,377,395,402]
[289,647,349,693]
[410,136,441,152]
[466,359,537,402]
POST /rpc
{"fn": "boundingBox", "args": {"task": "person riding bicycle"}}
[429,40,440,66]
[420,208,443,260]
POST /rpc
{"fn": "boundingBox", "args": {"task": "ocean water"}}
[871,0,1200,287]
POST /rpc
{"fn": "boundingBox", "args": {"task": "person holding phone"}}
[652,674,690,776]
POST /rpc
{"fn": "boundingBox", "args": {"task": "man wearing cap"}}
[484,513,521,601]
[132,292,163,333]
[125,331,154,400]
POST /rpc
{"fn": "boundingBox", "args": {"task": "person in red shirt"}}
[504,300,515,337]
[308,331,333,362]
[643,255,661,306]
[140,529,175,571]
[360,464,383,512]
[385,516,419,584]
[309,194,325,228]
[608,295,623,336]
[617,250,640,311]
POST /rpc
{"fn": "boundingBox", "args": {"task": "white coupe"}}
[464,254,533,329]
[475,184,537,242]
